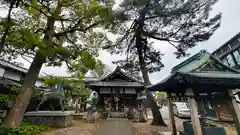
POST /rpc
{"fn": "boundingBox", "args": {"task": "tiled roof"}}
[171,49,239,73]
[0,77,21,87]
[0,59,28,73]
[100,66,143,83]
[88,81,144,87]
[184,71,240,79]
[147,50,240,91]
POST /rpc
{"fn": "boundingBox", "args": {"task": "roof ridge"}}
[171,49,208,73]
[209,54,240,73]
[212,31,240,55]
[100,66,143,83]
[0,59,28,70]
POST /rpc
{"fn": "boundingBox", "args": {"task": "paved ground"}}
[96,119,134,135]
[147,106,189,131]
[40,120,98,135]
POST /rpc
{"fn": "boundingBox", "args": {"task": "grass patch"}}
[0,123,54,135]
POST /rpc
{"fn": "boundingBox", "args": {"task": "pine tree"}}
[105,0,221,125]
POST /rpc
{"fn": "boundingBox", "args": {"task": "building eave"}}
[211,32,240,55]
[100,66,143,83]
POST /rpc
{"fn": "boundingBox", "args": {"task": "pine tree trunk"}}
[137,50,166,126]
[3,51,45,128]
[3,16,55,128]
[135,15,166,125]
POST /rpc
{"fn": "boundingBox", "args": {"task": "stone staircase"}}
[109,112,126,118]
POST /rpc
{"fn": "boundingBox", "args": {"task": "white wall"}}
[99,87,137,94]
[233,89,240,109]
[3,70,22,81]
[0,68,5,76]
[35,80,45,87]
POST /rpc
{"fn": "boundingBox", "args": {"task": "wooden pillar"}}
[123,88,125,107]
[228,89,240,135]
[186,88,203,135]
[167,93,177,135]
[199,99,206,123]
[110,87,113,111]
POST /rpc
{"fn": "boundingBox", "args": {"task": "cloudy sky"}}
[1,0,240,84]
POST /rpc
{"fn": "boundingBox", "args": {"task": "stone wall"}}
[23,111,74,128]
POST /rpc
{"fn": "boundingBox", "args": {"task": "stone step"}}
[106,118,128,120]
[110,112,126,118]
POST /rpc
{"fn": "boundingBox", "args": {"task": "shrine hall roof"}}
[99,66,143,83]
[87,66,144,87]
[87,81,144,87]
[147,50,240,92]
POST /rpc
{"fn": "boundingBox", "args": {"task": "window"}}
[230,39,240,48]
[222,45,230,53]
[222,58,229,66]
[226,54,236,67]
[233,50,240,65]
[204,100,213,109]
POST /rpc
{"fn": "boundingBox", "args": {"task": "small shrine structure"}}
[87,66,145,112]
[147,50,240,135]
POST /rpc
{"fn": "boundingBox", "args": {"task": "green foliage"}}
[203,122,218,127]
[70,83,91,99]
[43,76,71,87]
[95,59,106,77]
[67,51,97,74]
[0,0,120,67]
[43,75,91,99]
[0,94,10,109]
[0,94,16,109]
[155,91,167,103]
[0,0,126,128]
[107,0,221,76]
[0,123,52,135]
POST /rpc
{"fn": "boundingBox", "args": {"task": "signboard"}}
[125,88,136,94]
[100,88,111,93]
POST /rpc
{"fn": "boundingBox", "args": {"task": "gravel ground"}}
[131,120,171,135]
[40,120,98,135]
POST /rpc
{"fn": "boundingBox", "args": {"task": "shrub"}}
[0,123,53,135]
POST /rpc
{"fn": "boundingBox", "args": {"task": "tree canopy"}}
[105,0,221,77]
[1,0,124,128]
[103,0,221,126]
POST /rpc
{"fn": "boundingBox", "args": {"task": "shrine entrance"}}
[86,66,144,114]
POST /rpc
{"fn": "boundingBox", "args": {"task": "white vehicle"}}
[173,102,190,118]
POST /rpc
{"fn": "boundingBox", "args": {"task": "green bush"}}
[0,123,53,135]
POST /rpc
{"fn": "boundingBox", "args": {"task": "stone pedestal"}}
[23,111,74,128]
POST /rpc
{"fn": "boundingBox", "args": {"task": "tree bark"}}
[0,1,14,53]
[3,51,45,128]
[3,16,55,128]
[137,46,167,126]
[135,17,166,125]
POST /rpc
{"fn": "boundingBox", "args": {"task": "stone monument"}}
[23,86,74,128]
[86,92,99,123]
[136,92,147,122]
[104,98,112,118]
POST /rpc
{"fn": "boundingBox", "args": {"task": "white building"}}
[0,59,45,88]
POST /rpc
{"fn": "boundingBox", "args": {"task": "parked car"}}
[173,102,190,118]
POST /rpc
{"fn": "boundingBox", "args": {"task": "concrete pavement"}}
[147,106,188,131]
[96,119,134,135]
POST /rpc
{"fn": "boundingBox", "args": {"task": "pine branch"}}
[58,17,82,52]
[54,21,102,38]
[0,0,14,53]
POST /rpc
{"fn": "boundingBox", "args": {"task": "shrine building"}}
[85,66,145,112]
